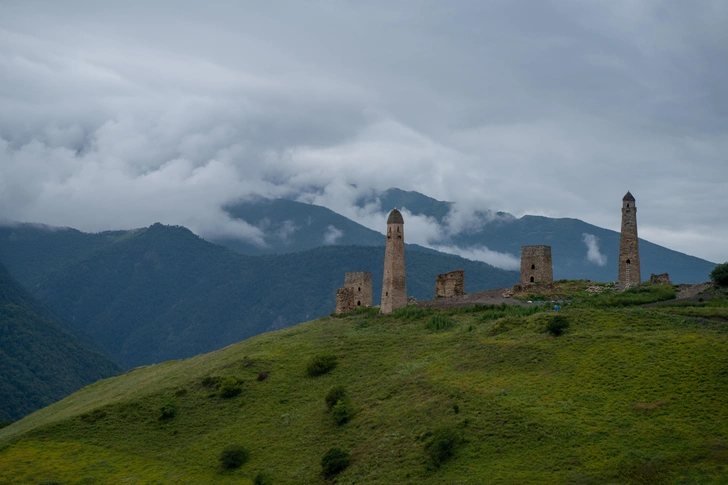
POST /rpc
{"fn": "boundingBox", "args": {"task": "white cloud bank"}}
[582,233,608,267]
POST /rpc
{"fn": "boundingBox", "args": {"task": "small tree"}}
[219,444,249,469]
[710,262,728,286]
[219,377,242,398]
[321,447,350,477]
[331,398,354,425]
[545,315,570,336]
[425,426,460,468]
[325,385,347,411]
[306,354,338,377]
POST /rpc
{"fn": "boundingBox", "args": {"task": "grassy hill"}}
[0,263,120,422]
[2,283,727,484]
[10,223,516,369]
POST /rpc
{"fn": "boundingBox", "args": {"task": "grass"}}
[1,284,727,484]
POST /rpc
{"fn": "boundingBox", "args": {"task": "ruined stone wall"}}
[344,272,372,308]
[650,273,671,284]
[335,287,356,314]
[381,209,407,314]
[435,270,465,298]
[520,246,553,285]
[618,192,641,288]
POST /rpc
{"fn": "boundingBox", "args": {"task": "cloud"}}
[582,233,607,266]
[431,245,520,271]
[323,225,343,245]
[0,1,726,263]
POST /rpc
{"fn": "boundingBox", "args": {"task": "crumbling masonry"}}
[335,272,372,314]
[435,270,464,298]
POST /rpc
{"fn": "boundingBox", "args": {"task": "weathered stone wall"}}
[344,272,373,308]
[618,192,641,288]
[435,270,465,298]
[520,246,553,285]
[381,209,407,314]
[335,287,357,314]
[650,273,671,284]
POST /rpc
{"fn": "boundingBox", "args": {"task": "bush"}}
[219,444,249,469]
[219,377,242,398]
[158,399,177,420]
[0,421,13,430]
[711,262,728,286]
[425,426,460,468]
[331,397,354,425]
[321,447,350,477]
[257,371,269,382]
[545,315,570,336]
[306,354,338,377]
[325,385,347,411]
[425,313,455,331]
[253,472,272,485]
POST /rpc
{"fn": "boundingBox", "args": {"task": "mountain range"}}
[216,188,716,283]
[0,223,517,369]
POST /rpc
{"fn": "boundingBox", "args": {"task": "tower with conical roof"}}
[618,191,640,287]
[381,208,406,314]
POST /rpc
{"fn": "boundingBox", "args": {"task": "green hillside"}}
[2,283,727,484]
[24,223,516,369]
[0,263,120,422]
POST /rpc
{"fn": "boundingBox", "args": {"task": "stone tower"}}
[334,272,373,314]
[381,208,406,314]
[520,246,553,285]
[618,191,640,287]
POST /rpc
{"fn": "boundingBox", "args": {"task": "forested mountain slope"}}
[0,263,120,421]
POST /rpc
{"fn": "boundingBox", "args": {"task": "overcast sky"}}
[1,0,726,263]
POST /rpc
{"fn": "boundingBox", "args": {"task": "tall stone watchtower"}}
[618,191,640,287]
[381,208,407,314]
[520,246,553,285]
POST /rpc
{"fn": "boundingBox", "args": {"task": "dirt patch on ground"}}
[416,288,531,309]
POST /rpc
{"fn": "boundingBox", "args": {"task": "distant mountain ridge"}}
[1,223,517,369]
[217,188,715,283]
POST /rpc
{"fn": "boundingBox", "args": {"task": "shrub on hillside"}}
[321,447,351,477]
[425,313,455,331]
[425,426,460,468]
[306,354,338,377]
[219,377,242,398]
[325,385,347,411]
[0,420,13,430]
[158,399,178,420]
[710,262,728,286]
[545,315,570,336]
[331,397,354,425]
[219,444,250,469]
[253,472,273,485]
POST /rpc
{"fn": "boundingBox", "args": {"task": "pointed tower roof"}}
[623,191,635,202]
[387,208,404,224]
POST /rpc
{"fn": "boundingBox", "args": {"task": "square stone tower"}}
[334,272,372,314]
[381,208,407,314]
[520,246,553,285]
[435,270,465,298]
[618,191,640,287]
[344,272,372,308]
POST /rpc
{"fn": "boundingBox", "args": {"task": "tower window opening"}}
[358,287,361,292]
[627,203,630,207]
[530,276,535,283]
[531,264,535,270]
[626,259,631,264]
[386,291,389,296]
[357,301,361,306]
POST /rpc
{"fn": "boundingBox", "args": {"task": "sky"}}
[1,0,726,264]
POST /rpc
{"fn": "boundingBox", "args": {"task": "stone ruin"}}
[435,270,464,298]
[334,272,372,314]
[520,245,553,285]
[650,273,671,285]
[618,191,641,288]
